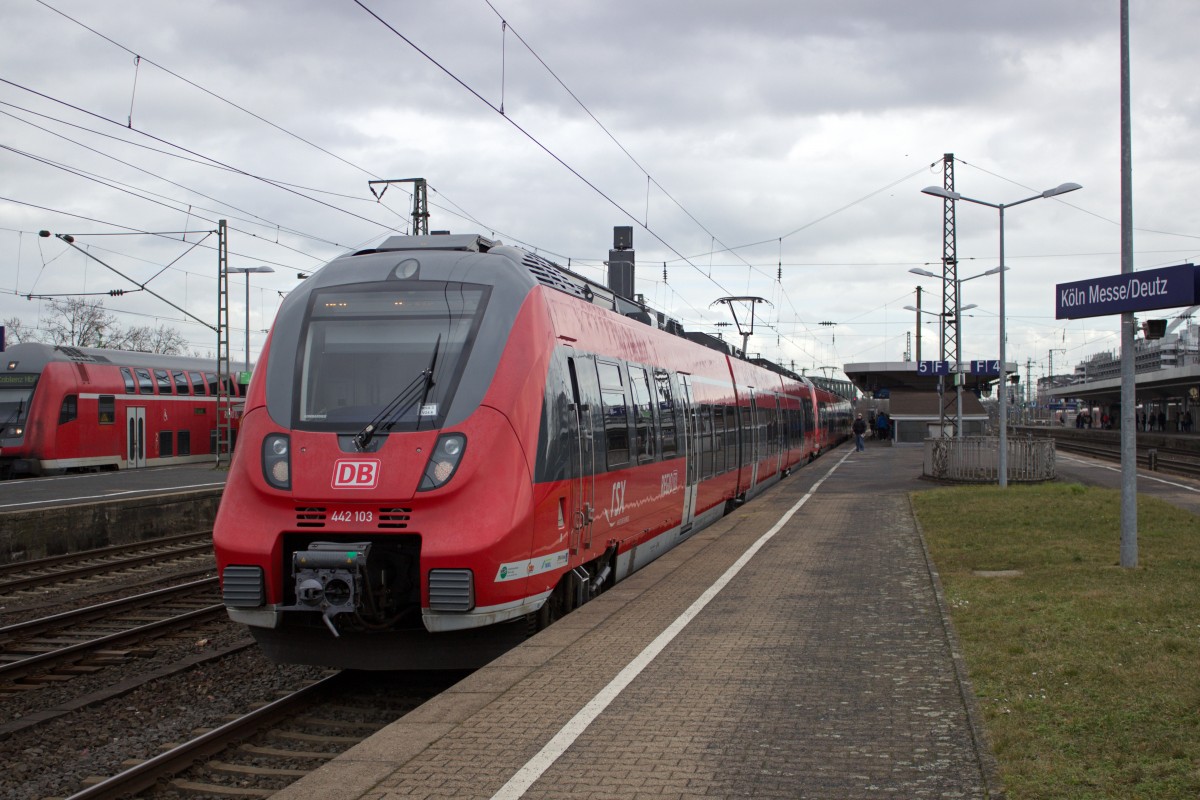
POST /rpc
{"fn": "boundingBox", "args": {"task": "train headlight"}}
[262,433,291,489]
[419,433,466,491]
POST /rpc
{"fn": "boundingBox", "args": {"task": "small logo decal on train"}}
[332,459,380,489]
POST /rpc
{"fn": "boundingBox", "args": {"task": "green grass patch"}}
[913,482,1200,799]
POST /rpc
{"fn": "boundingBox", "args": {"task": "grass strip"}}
[913,482,1200,800]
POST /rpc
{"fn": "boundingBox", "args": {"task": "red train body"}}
[0,343,241,477]
[212,235,851,669]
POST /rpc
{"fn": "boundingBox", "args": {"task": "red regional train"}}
[0,342,244,478]
[213,234,852,670]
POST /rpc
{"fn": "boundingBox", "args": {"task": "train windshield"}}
[0,379,36,435]
[296,283,489,431]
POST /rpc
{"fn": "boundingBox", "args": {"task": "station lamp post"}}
[921,181,1081,487]
[227,266,275,374]
[910,265,1004,438]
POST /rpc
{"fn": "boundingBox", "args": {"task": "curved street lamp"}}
[921,182,1081,486]
[228,266,275,373]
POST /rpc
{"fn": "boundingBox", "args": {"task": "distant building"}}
[1071,322,1199,384]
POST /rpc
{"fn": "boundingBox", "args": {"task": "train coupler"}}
[279,541,371,637]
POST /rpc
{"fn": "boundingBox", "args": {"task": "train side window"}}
[135,368,154,393]
[155,369,173,393]
[178,430,191,456]
[711,403,726,473]
[601,389,629,467]
[98,395,115,424]
[121,368,137,393]
[597,360,629,468]
[724,405,739,472]
[205,373,218,395]
[653,370,677,459]
[740,405,753,466]
[173,371,191,395]
[698,404,715,478]
[159,430,173,456]
[628,366,655,463]
[59,395,78,424]
[188,372,205,395]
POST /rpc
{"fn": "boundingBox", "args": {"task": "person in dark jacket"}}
[852,413,867,452]
[875,413,889,444]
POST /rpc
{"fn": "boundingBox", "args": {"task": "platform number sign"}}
[917,360,949,376]
[969,360,1000,375]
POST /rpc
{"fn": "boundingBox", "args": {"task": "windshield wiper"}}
[353,335,441,450]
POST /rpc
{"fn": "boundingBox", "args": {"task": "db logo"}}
[332,459,380,489]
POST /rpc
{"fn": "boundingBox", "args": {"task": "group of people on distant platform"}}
[1132,409,1193,432]
[1063,407,1195,433]
[1136,409,1186,432]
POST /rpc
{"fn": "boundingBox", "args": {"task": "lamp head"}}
[921,186,962,201]
[1042,182,1082,199]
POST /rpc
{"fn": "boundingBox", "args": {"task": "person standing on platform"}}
[875,412,889,444]
[853,413,867,452]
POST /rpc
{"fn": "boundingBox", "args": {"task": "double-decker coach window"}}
[296,283,489,431]
[173,371,191,395]
[59,395,78,424]
[205,373,218,395]
[189,372,206,394]
[135,369,154,393]
[155,369,173,393]
[121,368,136,393]
[98,395,115,424]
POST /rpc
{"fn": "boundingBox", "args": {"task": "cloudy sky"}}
[3,0,1198,384]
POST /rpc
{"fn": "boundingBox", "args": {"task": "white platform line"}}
[490,450,853,800]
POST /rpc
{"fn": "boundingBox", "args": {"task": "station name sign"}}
[1056,263,1199,319]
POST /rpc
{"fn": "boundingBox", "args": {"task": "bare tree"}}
[42,298,116,347]
[1,316,36,345]
[4,299,187,354]
[115,324,188,355]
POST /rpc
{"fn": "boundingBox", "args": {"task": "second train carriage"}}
[0,342,244,477]
[213,234,851,669]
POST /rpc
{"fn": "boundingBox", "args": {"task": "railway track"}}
[0,579,226,690]
[63,670,465,800]
[1052,438,1200,479]
[0,531,213,595]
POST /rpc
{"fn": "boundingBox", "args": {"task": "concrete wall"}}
[0,489,222,565]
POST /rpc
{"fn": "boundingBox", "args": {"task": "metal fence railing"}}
[923,435,1056,483]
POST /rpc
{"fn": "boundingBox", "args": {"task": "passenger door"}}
[126,406,146,468]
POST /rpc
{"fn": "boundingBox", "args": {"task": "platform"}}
[275,443,1002,800]
[0,463,226,563]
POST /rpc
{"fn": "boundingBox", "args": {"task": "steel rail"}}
[60,673,345,800]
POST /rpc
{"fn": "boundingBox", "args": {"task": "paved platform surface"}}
[275,442,1002,800]
[0,462,225,513]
